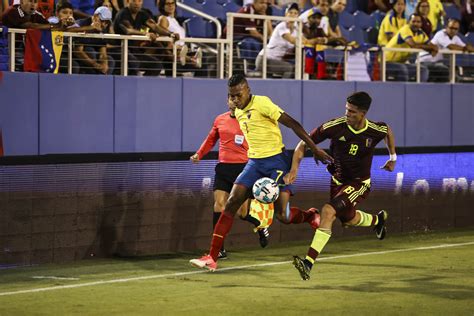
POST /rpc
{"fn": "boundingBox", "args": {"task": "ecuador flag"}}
[24,29,63,73]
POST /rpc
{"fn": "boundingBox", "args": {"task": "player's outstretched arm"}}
[278,113,334,165]
[381,125,396,171]
[284,140,306,184]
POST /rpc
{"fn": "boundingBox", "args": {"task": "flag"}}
[0,26,8,72]
[304,46,315,75]
[315,44,327,79]
[24,29,63,73]
[249,200,274,230]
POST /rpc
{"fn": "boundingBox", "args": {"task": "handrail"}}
[176,1,222,39]
[381,46,474,83]
[4,27,229,77]
[226,12,304,79]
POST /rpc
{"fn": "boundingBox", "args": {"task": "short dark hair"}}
[228,74,247,87]
[57,1,73,12]
[347,91,372,111]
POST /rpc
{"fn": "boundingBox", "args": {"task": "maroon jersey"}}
[1,5,48,28]
[310,116,388,182]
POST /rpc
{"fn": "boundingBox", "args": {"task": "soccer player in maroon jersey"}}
[190,97,270,259]
[288,91,397,280]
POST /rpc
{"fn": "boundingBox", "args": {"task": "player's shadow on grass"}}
[316,275,474,300]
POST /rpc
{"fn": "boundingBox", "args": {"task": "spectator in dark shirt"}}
[113,0,179,76]
[1,0,50,28]
[461,0,474,33]
[415,0,433,38]
[230,0,273,41]
[75,6,114,74]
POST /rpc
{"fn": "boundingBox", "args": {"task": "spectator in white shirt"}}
[255,2,300,78]
[421,19,474,81]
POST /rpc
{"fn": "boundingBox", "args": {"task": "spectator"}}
[421,19,474,81]
[303,9,329,78]
[377,0,407,46]
[427,0,445,31]
[366,0,391,13]
[255,2,300,78]
[94,0,120,19]
[326,0,346,40]
[74,6,115,74]
[113,0,179,76]
[461,0,474,33]
[48,1,79,28]
[229,0,273,42]
[157,0,202,74]
[48,1,82,73]
[1,0,50,28]
[415,0,433,37]
[300,0,330,36]
[385,13,438,82]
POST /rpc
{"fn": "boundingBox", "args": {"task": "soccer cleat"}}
[218,249,228,260]
[306,208,321,230]
[189,254,217,272]
[374,210,388,240]
[292,256,311,281]
[257,227,270,248]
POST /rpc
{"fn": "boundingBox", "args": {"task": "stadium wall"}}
[1,73,474,266]
[1,153,473,266]
[1,72,474,156]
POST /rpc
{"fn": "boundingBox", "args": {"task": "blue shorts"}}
[235,151,294,194]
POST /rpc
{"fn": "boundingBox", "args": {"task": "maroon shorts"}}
[329,177,371,223]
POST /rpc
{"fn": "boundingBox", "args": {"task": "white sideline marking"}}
[1,241,473,297]
[32,276,80,281]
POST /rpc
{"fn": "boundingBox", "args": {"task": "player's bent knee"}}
[321,204,337,219]
[328,196,347,214]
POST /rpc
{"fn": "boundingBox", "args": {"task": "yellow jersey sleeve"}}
[378,13,406,46]
[258,96,284,121]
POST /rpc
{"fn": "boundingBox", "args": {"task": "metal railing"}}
[226,12,304,79]
[381,46,474,84]
[4,28,229,78]
[2,24,474,82]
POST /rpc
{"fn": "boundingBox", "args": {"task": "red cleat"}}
[189,255,217,272]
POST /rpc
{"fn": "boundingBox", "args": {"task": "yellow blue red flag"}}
[24,29,63,73]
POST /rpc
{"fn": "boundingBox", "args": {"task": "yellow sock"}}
[355,210,378,227]
[305,228,332,264]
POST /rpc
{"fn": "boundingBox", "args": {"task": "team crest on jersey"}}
[366,138,373,147]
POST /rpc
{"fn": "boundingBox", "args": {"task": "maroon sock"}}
[209,212,234,261]
[288,207,316,224]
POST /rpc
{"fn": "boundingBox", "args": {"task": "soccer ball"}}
[252,177,280,204]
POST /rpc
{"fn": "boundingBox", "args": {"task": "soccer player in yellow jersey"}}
[289,91,397,280]
[190,74,334,271]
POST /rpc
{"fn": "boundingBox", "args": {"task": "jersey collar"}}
[347,119,368,134]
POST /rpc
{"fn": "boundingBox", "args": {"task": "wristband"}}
[389,154,397,161]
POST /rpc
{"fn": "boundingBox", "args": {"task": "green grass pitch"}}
[1,228,473,315]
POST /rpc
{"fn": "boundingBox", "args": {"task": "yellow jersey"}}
[234,95,285,159]
[427,0,444,31]
[377,11,407,46]
[385,24,429,63]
